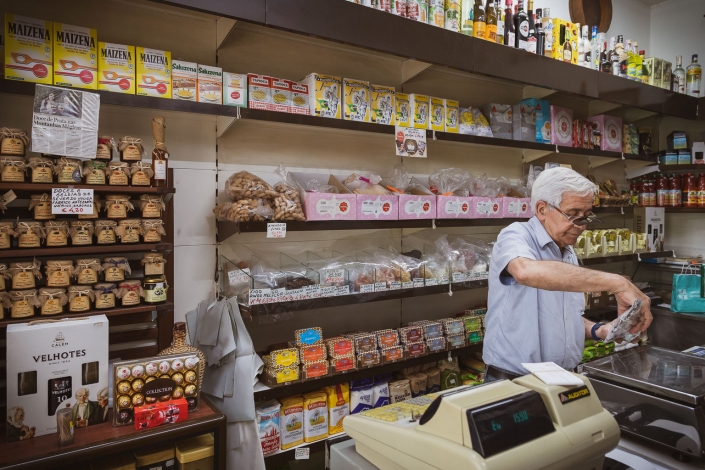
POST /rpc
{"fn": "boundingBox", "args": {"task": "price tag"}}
[323,269,345,284]
[389,281,402,290]
[303,284,320,299]
[402,281,414,290]
[413,278,425,288]
[359,284,374,293]
[51,188,94,214]
[319,286,336,297]
[266,222,287,238]
[228,268,251,285]
[282,288,303,302]
[1,190,17,205]
[452,272,466,283]
[335,285,350,296]
[295,448,310,460]
[263,288,284,304]
[374,282,388,292]
[248,288,271,305]
[439,276,449,284]
[425,279,438,287]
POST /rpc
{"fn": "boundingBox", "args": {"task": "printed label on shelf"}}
[319,285,336,297]
[302,284,321,299]
[395,126,427,158]
[248,288,272,305]
[413,278,425,288]
[452,272,466,283]
[281,288,304,302]
[359,284,374,293]
[402,281,414,289]
[374,282,388,292]
[439,276,449,284]
[266,222,287,238]
[507,200,527,215]
[295,448,310,460]
[51,188,94,214]
[475,201,493,215]
[336,285,350,296]
[264,288,285,304]
[228,268,251,285]
[389,281,402,290]
[315,197,351,217]
[1,190,17,205]
[425,278,438,286]
[323,269,345,284]
[404,198,432,215]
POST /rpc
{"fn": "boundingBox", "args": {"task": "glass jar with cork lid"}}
[9,261,41,290]
[55,157,83,184]
[8,289,40,318]
[105,194,134,219]
[95,220,117,245]
[130,162,153,186]
[142,253,166,276]
[77,197,102,220]
[102,257,130,282]
[83,160,107,185]
[96,136,116,162]
[93,283,117,309]
[118,136,144,162]
[0,156,27,182]
[117,280,143,306]
[107,162,130,186]
[38,288,68,316]
[45,260,73,287]
[44,221,69,247]
[69,220,94,245]
[29,194,55,220]
[116,219,142,244]
[0,222,15,249]
[15,222,45,248]
[0,128,30,156]
[139,195,165,218]
[74,258,103,285]
[27,155,55,183]
[67,285,94,313]
[0,263,8,292]
[142,219,166,243]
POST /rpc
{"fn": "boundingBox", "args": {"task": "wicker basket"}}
[158,322,205,390]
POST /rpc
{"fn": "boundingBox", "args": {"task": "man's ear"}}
[535,201,548,221]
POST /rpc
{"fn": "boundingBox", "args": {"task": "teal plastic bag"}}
[671,273,705,313]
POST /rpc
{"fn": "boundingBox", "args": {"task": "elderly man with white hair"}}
[483,167,653,382]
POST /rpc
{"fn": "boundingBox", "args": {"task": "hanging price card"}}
[52,188,94,214]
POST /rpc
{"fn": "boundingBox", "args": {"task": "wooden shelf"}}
[254,343,482,403]
[264,432,349,466]
[592,206,631,213]
[580,250,674,266]
[665,207,705,213]
[0,182,175,197]
[0,242,173,259]
[0,301,174,329]
[245,280,488,316]
[0,394,226,470]
[658,164,705,172]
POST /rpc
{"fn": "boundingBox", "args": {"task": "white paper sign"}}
[374,282,388,292]
[359,284,375,293]
[248,288,271,305]
[266,222,286,238]
[228,267,251,285]
[323,269,345,284]
[336,285,350,296]
[295,448,310,460]
[452,272,466,283]
[413,278,425,288]
[51,188,94,214]
[521,362,584,386]
[395,126,427,157]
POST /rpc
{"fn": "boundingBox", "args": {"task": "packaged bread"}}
[225,171,278,200]
[303,392,328,443]
[324,383,349,435]
[280,396,304,450]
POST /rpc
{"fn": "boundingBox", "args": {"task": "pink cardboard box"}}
[500,197,532,218]
[550,105,573,147]
[391,177,436,219]
[436,195,473,218]
[469,197,503,218]
[291,172,357,221]
[587,115,622,152]
[356,194,399,220]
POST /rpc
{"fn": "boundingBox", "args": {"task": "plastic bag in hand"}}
[604,300,643,343]
[429,168,470,196]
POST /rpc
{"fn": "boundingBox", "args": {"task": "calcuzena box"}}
[53,22,98,89]
[5,14,53,84]
[6,315,109,441]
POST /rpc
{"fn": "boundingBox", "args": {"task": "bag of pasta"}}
[272,165,306,221]
[224,171,278,200]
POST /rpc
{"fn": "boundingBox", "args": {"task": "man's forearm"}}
[511,258,629,294]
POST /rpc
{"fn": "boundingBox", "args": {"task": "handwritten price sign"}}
[52,188,94,215]
[266,223,286,238]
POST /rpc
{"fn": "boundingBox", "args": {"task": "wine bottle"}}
[485,0,497,42]
[535,9,545,57]
[504,0,515,48]
[514,0,529,50]
[526,0,536,53]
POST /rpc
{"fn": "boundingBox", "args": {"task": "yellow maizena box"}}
[136,47,171,99]
[98,42,135,94]
[410,93,429,129]
[342,78,370,122]
[303,73,341,119]
[4,14,53,84]
[370,84,395,126]
[395,92,411,128]
[53,22,97,89]
[428,96,445,131]
[445,99,459,133]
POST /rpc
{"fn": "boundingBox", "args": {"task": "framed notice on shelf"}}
[395,126,427,157]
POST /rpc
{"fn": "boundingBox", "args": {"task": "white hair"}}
[530,167,597,213]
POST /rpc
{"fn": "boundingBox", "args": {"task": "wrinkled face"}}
[98,396,108,407]
[536,192,594,248]
[76,389,88,403]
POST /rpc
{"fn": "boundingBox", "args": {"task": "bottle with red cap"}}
[656,173,668,207]
[684,173,698,207]
[670,174,682,207]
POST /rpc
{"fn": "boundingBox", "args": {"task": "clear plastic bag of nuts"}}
[224,171,278,200]
[213,199,273,222]
[272,164,305,221]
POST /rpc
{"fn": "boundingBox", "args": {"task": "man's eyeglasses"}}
[550,204,602,226]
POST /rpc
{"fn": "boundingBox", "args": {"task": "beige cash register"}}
[343,373,620,470]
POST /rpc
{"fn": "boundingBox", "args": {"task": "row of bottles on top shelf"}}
[632,173,705,208]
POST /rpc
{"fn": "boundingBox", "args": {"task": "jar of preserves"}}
[102,257,130,282]
[96,136,115,161]
[0,221,15,249]
[29,193,55,220]
[139,195,164,218]
[143,275,168,304]
[38,287,67,316]
[669,174,682,207]
[107,162,130,186]
[67,285,94,312]
[698,173,705,208]
[95,220,117,244]
[69,220,94,245]
[117,280,143,306]
[55,157,83,184]
[0,128,29,156]
[45,260,73,287]
[105,194,134,219]
[15,222,45,248]
[44,221,69,247]
[74,258,102,285]
[0,263,7,292]
[685,173,698,208]
[142,219,165,243]
[118,136,143,162]
[27,155,55,183]
[93,283,117,309]
[9,261,41,290]
[142,253,166,276]
[116,219,142,244]
[83,160,107,185]
[8,289,40,318]
[656,174,668,207]
[77,197,102,220]
[130,162,153,186]
[0,156,27,182]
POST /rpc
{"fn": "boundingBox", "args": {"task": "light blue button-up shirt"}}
[483,216,585,375]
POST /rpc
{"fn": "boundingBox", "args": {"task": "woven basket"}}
[158,322,205,390]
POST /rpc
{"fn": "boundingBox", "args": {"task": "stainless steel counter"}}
[650,306,705,351]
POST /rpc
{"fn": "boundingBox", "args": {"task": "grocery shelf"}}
[244,279,488,316]
[665,207,705,213]
[591,206,632,214]
[0,242,173,259]
[0,301,174,329]
[264,432,348,464]
[254,343,483,403]
[579,250,674,266]
[657,164,705,172]
[0,182,176,196]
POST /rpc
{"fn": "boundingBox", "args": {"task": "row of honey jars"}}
[0,132,143,162]
[25,193,164,220]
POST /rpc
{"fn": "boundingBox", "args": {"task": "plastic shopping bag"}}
[671,272,705,313]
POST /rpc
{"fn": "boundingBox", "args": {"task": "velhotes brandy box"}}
[6,315,109,441]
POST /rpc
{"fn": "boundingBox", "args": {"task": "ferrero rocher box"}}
[6,315,109,441]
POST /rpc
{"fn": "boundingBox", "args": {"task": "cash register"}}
[343,373,620,470]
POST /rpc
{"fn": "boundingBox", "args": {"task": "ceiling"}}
[633,0,672,6]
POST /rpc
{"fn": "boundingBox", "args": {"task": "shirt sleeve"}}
[492,224,539,286]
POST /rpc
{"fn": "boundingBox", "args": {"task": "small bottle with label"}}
[151,117,169,188]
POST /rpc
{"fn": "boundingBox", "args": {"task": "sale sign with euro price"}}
[52,188,94,214]
[395,126,427,157]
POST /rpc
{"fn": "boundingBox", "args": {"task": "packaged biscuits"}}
[395,92,411,127]
[343,78,370,122]
[289,81,309,115]
[171,60,197,101]
[300,343,327,363]
[445,99,459,133]
[428,97,445,131]
[302,360,328,380]
[303,73,341,119]
[410,93,429,129]
[248,73,271,110]
[295,327,323,346]
[329,355,356,373]
[270,77,291,113]
[326,337,354,357]
[370,84,395,125]
[197,64,222,104]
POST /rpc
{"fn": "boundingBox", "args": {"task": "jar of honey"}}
[83,160,107,185]
[0,128,29,156]
[107,162,130,186]
[0,263,7,292]
[0,156,27,182]
[130,162,153,186]
[93,283,117,309]
[105,194,133,219]
[8,289,40,318]
[96,136,115,161]
[56,157,83,184]
[38,287,67,316]
[0,221,15,249]
[139,195,164,218]
[142,253,166,276]
[118,136,144,162]
[44,221,69,246]
[69,221,94,245]
[68,285,94,312]
[29,194,55,220]
[45,260,73,287]
[27,155,55,183]
[74,258,102,285]
[698,174,705,208]
[9,261,40,290]
[95,220,117,244]
[116,219,142,244]
[102,257,130,282]
[142,219,165,243]
[15,222,45,248]
[117,280,143,306]
[143,276,168,305]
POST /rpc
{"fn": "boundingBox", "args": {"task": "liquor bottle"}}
[151,116,169,187]
[590,27,600,70]
[496,9,505,44]
[673,55,686,93]
[687,54,702,97]
[525,0,536,53]
[611,41,620,76]
[617,35,627,77]
[473,0,486,39]
[504,0,515,48]
[485,0,497,42]
[563,24,572,62]
[626,40,635,80]
[461,0,474,35]
[514,0,529,50]
[635,47,643,82]
[541,7,552,57]
[582,26,592,68]
[600,39,613,73]
[535,9,545,56]
[578,25,585,66]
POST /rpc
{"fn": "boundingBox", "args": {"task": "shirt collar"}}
[528,216,556,248]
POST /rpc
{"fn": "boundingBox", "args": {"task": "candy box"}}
[436,195,472,219]
[171,60,197,101]
[197,64,222,104]
[134,398,188,430]
[291,172,357,221]
[355,193,398,220]
[469,197,503,219]
[303,73,342,119]
[587,115,622,152]
[445,99,459,133]
[4,14,53,84]
[6,315,109,440]
[370,84,395,125]
[550,105,573,147]
[247,73,271,110]
[428,96,445,131]
[223,72,247,107]
[98,42,135,94]
[343,78,370,122]
[396,177,436,220]
[270,77,291,113]
[521,98,550,143]
[289,80,309,115]
[512,104,536,142]
[395,92,411,127]
[410,93,430,129]
[330,355,356,373]
[500,197,532,218]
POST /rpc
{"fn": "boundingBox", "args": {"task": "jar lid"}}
[118,218,142,225]
[16,221,43,228]
[119,280,142,287]
[84,160,107,168]
[56,157,81,165]
[76,258,101,265]
[10,261,39,269]
[95,220,117,227]
[98,135,114,142]
[108,162,129,169]
[30,193,52,201]
[0,221,15,228]
[144,275,166,283]
[142,253,167,264]
[131,162,152,169]
[68,285,93,293]
[103,256,128,263]
[45,220,69,228]
[139,194,163,202]
[105,194,131,201]
[27,155,53,164]
[70,220,94,227]
[46,260,73,266]
[9,289,38,297]
[94,283,117,292]
[1,128,29,138]
[38,287,66,295]
[0,263,6,271]
[0,156,26,163]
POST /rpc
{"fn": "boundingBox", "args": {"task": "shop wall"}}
[650,0,705,65]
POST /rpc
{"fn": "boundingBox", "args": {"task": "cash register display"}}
[467,391,555,458]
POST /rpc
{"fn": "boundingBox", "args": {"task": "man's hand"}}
[612,278,653,335]
[595,321,644,344]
